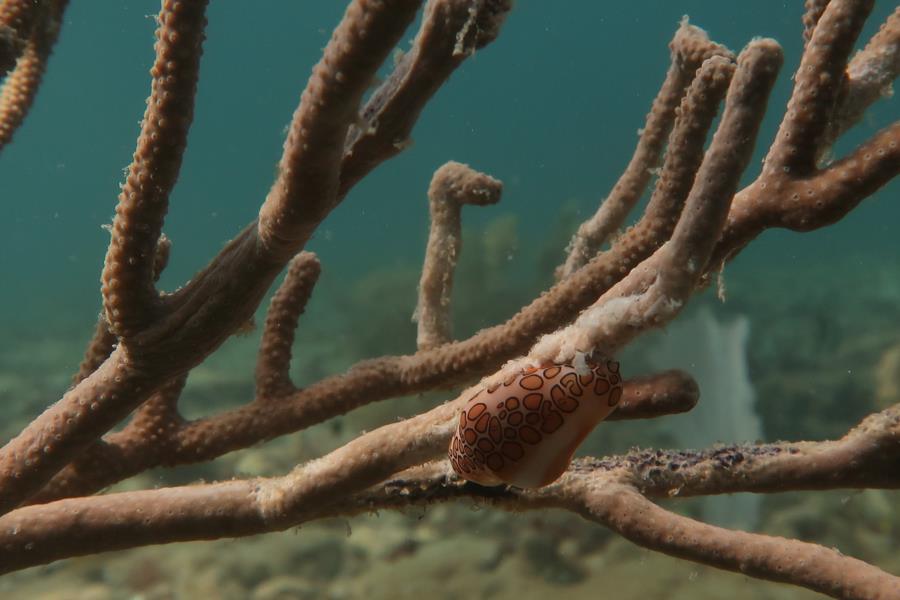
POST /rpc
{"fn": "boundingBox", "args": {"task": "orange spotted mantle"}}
[449,356,622,488]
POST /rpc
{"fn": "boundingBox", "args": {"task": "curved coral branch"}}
[0,0,67,151]
[416,161,502,350]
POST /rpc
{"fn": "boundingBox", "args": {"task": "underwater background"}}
[0,1,898,598]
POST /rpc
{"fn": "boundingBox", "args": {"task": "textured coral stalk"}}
[101,0,208,337]
[0,0,67,150]
[416,162,502,350]
[255,252,321,398]
[558,20,733,279]
[257,0,423,260]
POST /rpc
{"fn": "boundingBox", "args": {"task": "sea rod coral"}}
[0,0,899,598]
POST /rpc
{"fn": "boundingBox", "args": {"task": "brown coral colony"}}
[0,0,898,597]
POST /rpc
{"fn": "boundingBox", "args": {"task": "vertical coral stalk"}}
[101,0,209,337]
[416,162,501,350]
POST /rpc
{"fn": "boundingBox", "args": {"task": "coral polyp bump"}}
[449,355,623,488]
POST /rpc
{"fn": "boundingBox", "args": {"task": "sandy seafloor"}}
[1,1,899,598]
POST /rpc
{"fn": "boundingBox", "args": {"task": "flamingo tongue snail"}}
[449,354,623,488]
